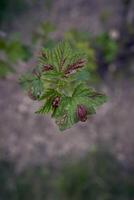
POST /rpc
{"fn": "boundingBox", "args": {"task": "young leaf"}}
[20,41,107,131]
[53,84,107,131]
[0,60,14,77]
[19,73,44,99]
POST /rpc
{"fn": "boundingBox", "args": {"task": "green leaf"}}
[19,73,44,99]
[0,60,14,78]
[53,96,78,131]
[39,41,86,73]
[36,98,53,114]
[20,41,108,131]
[38,89,57,100]
[19,73,36,89]
[41,70,62,80]
[54,84,107,131]
[36,89,60,114]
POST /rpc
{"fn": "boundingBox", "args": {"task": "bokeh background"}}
[0,0,134,199]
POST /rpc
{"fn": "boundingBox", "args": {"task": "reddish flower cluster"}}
[76,105,87,122]
[42,64,53,71]
[64,59,86,75]
[52,96,60,108]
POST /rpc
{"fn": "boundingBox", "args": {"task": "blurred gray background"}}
[0,0,134,199]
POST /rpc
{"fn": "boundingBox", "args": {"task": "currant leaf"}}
[19,74,44,99]
[20,41,107,131]
[54,84,107,131]
[36,89,61,114]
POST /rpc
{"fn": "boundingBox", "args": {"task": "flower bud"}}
[42,64,53,71]
[76,105,87,122]
[52,96,60,108]
[64,59,86,75]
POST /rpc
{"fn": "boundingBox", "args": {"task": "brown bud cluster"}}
[52,96,60,108]
[76,105,87,122]
[42,64,54,71]
[64,59,86,75]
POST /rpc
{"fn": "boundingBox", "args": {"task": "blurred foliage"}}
[0,34,31,78]
[95,32,118,64]
[64,29,119,80]
[56,148,134,200]
[64,29,99,83]
[0,60,14,78]
[15,167,51,200]
[0,161,51,200]
[44,0,54,9]
[100,10,111,25]
[0,0,28,24]
[0,160,16,200]
[0,148,134,200]
[32,21,57,48]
